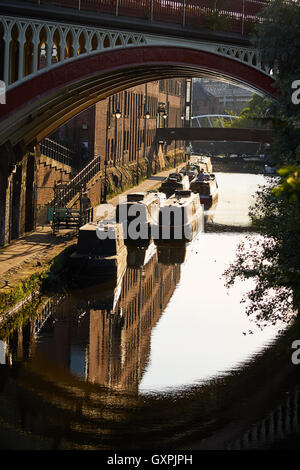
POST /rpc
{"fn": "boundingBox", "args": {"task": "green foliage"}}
[273,165,300,201]
[204,0,232,31]
[252,0,300,163]
[224,181,300,324]
[253,0,300,111]
[0,296,44,340]
[0,273,42,316]
[224,1,300,324]
[0,244,74,321]
[229,95,272,129]
[205,10,231,31]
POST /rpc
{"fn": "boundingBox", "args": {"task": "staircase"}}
[39,138,75,168]
[49,154,102,208]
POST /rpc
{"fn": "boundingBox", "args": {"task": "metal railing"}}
[24,0,269,35]
[50,154,102,208]
[40,138,75,167]
[34,293,66,336]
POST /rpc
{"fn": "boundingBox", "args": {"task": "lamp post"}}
[114,109,122,167]
[180,113,186,161]
[144,110,150,177]
[174,113,178,168]
[103,105,110,204]
[162,112,168,154]
[103,159,108,203]
[144,111,150,154]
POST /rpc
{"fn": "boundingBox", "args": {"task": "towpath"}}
[0,163,185,293]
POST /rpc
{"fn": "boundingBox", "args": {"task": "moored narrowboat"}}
[70,220,127,286]
[179,164,198,182]
[159,172,190,198]
[190,173,218,210]
[116,192,166,245]
[153,189,203,242]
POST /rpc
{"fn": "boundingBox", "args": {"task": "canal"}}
[0,172,299,450]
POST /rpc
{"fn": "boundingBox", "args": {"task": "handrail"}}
[40,137,75,167]
[22,0,269,35]
[49,154,102,208]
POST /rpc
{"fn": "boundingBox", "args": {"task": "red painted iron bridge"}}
[26,0,268,35]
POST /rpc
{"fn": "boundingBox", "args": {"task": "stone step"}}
[39,154,73,174]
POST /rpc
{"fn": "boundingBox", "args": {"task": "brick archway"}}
[0,45,276,150]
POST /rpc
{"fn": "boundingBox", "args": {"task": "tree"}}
[228,94,272,129]
[252,0,300,164]
[224,0,300,325]
[224,181,300,325]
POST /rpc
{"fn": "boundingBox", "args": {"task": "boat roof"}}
[80,220,121,233]
[120,192,163,204]
[164,173,189,182]
[162,190,199,207]
[194,173,215,181]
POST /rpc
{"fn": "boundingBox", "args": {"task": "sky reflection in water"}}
[139,232,281,394]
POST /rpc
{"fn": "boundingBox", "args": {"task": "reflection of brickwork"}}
[5,251,181,393]
[88,253,181,391]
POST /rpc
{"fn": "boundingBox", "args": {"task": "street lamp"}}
[174,114,178,168]
[144,111,151,175]
[103,159,108,203]
[181,114,185,126]
[103,105,110,204]
[114,109,122,166]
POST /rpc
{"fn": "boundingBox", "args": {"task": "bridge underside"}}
[157,127,274,144]
[0,45,275,246]
[0,46,276,152]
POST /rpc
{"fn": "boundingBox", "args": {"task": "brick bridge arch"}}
[0,45,276,151]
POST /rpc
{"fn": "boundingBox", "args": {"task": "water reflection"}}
[0,173,299,449]
[211,173,266,227]
[20,245,181,393]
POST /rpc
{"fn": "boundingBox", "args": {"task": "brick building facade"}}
[52,79,187,170]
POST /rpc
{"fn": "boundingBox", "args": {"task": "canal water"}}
[0,172,298,450]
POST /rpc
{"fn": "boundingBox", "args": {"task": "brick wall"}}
[0,147,37,245]
[54,79,187,171]
[36,161,72,206]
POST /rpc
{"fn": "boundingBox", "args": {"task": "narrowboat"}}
[69,220,127,286]
[116,192,166,245]
[190,173,219,210]
[193,155,213,173]
[153,189,203,242]
[159,172,190,198]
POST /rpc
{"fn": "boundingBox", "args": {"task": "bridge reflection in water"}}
[229,386,300,450]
